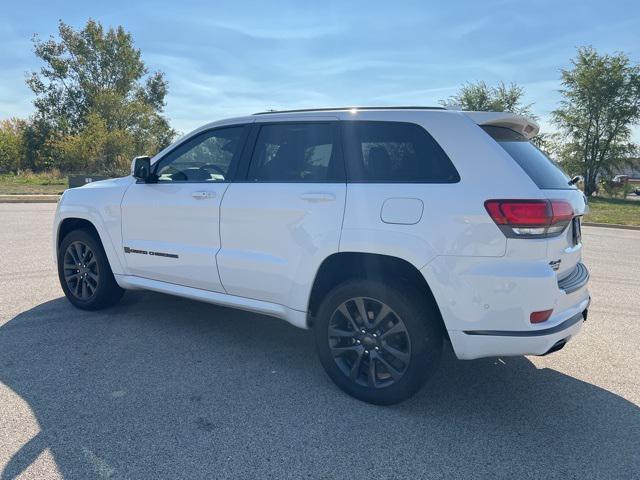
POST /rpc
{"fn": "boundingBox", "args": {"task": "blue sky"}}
[1,0,639,139]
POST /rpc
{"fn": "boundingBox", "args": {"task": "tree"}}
[441,81,535,117]
[0,119,27,173]
[26,19,176,173]
[552,47,640,196]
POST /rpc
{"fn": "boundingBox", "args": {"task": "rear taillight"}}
[484,199,574,238]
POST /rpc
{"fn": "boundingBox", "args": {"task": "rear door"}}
[217,119,346,310]
[120,125,249,291]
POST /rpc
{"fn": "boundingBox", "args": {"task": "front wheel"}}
[57,228,124,310]
[314,279,443,405]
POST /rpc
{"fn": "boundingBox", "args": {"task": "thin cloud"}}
[0,0,638,142]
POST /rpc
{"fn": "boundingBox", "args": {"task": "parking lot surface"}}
[1,203,639,479]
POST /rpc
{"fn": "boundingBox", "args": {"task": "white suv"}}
[54,107,590,404]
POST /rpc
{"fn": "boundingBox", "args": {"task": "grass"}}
[585,196,640,226]
[0,171,68,195]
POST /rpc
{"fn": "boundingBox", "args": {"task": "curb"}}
[582,222,640,231]
[0,195,60,203]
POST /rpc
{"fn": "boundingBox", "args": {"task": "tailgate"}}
[543,188,588,280]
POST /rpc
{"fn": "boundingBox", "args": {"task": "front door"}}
[121,125,248,292]
[217,120,346,311]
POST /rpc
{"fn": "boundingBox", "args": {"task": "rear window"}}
[483,126,574,190]
[342,121,460,183]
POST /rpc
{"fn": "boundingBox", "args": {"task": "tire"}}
[57,228,125,310]
[314,279,443,405]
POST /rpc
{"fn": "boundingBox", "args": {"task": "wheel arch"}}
[57,218,100,248]
[307,252,447,336]
[55,215,124,274]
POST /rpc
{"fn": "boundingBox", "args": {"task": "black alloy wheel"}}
[328,297,411,388]
[315,279,443,405]
[57,228,124,310]
[62,241,100,301]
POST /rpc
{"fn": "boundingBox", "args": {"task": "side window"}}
[342,121,460,183]
[247,123,343,182]
[155,126,245,182]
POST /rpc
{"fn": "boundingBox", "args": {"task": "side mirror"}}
[132,156,154,182]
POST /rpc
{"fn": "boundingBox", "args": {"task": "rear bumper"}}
[421,255,590,360]
[448,298,589,360]
[462,308,584,337]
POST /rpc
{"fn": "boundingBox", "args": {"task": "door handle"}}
[300,192,336,203]
[191,191,217,200]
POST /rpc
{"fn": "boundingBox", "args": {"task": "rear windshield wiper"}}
[568,176,581,186]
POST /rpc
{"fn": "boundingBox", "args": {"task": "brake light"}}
[530,309,553,324]
[549,200,574,224]
[484,199,574,238]
[484,200,549,225]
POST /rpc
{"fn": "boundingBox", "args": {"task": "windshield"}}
[482,126,575,190]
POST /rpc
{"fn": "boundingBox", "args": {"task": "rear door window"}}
[247,123,344,182]
[342,121,460,183]
[482,126,574,190]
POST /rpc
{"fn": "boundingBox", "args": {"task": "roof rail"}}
[253,106,446,115]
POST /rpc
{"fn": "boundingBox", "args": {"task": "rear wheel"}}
[314,279,442,405]
[57,229,124,310]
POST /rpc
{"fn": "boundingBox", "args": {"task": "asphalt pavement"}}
[1,203,639,479]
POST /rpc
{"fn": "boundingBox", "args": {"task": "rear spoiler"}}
[463,111,540,139]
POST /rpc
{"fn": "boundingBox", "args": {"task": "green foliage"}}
[441,81,535,117]
[52,113,134,174]
[23,19,176,175]
[552,47,640,196]
[0,119,27,172]
[598,179,636,199]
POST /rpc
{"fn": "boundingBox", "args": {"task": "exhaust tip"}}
[541,338,568,356]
